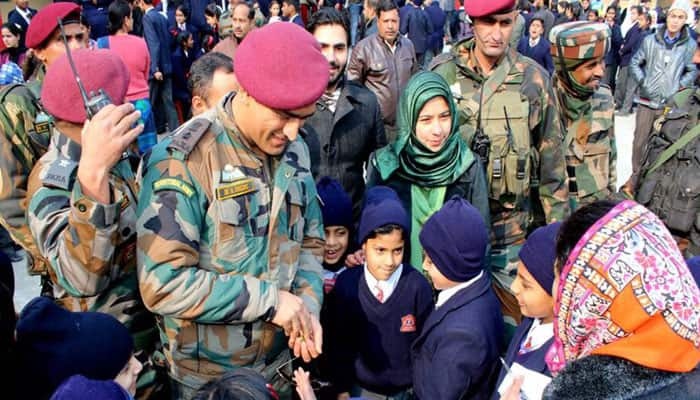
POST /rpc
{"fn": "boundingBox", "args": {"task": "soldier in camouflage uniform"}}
[550,22,617,210]
[429,0,569,337]
[0,3,86,278]
[26,50,162,399]
[136,23,327,398]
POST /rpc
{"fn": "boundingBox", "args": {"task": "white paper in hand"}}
[497,362,552,400]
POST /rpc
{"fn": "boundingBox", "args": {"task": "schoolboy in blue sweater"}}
[412,197,504,400]
[493,222,560,399]
[326,186,433,399]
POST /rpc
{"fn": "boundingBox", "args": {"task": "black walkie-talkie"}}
[57,18,112,119]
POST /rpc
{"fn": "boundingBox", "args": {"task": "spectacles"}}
[275,357,332,391]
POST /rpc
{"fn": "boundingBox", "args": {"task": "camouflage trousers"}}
[490,240,525,348]
[168,350,293,400]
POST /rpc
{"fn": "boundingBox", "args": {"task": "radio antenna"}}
[57,18,92,115]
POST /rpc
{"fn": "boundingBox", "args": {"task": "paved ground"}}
[11,112,639,311]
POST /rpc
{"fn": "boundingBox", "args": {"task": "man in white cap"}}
[626,0,697,193]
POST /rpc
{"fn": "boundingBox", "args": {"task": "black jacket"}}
[619,23,646,67]
[303,80,387,218]
[143,7,174,76]
[543,355,700,400]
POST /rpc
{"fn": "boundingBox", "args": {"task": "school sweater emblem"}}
[400,314,416,332]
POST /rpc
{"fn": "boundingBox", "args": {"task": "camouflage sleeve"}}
[536,80,570,223]
[0,89,42,242]
[137,158,279,324]
[0,129,31,243]
[27,177,123,297]
[292,173,325,318]
[346,43,367,84]
[608,123,617,194]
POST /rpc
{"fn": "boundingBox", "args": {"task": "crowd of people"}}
[0,0,700,399]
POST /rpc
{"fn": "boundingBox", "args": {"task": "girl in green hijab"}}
[367,71,490,271]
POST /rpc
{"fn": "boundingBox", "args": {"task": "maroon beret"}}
[234,23,329,110]
[42,49,130,124]
[464,0,516,18]
[26,3,81,49]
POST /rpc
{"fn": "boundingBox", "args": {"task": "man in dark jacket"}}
[348,0,418,141]
[602,6,623,93]
[138,0,180,133]
[626,4,697,191]
[305,9,387,217]
[424,0,445,64]
[7,0,36,49]
[615,6,646,114]
[400,0,433,66]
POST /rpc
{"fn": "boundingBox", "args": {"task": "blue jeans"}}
[349,3,363,47]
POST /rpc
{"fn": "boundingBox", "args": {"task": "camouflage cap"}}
[219,11,234,37]
[549,21,610,63]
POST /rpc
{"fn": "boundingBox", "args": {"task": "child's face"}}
[511,261,554,323]
[270,2,280,16]
[362,229,404,281]
[206,14,218,27]
[423,253,454,290]
[324,225,349,265]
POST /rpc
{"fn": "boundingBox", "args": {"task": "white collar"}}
[364,264,403,303]
[15,6,32,20]
[518,318,554,354]
[435,271,484,308]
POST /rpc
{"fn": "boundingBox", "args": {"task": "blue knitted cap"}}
[518,222,562,295]
[358,186,410,244]
[316,176,353,229]
[419,196,489,282]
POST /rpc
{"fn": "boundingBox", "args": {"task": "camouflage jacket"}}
[557,84,617,208]
[26,130,154,338]
[0,76,52,274]
[430,38,569,247]
[136,94,325,389]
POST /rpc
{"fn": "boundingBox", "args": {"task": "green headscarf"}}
[374,71,473,187]
[374,71,475,270]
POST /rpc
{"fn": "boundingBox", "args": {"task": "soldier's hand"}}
[293,314,322,363]
[78,103,142,203]
[273,290,312,340]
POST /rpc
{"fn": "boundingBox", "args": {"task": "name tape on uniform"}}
[216,178,256,200]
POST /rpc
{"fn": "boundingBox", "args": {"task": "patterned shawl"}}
[546,200,700,374]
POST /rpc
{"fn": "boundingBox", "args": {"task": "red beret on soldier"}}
[464,0,516,18]
[25,2,81,49]
[234,22,329,110]
[42,49,130,124]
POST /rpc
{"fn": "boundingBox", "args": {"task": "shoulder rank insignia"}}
[216,178,256,200]
[153,178,196,198]
[42,158,78,190]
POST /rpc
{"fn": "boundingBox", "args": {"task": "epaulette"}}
[428,52,455,72]
[167,117,212,158]
[42,157,78,191]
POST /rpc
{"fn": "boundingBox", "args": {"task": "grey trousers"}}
[615,66,638,113]
[631,104,664,187]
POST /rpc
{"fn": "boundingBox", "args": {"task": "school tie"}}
[375,285,384,303]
